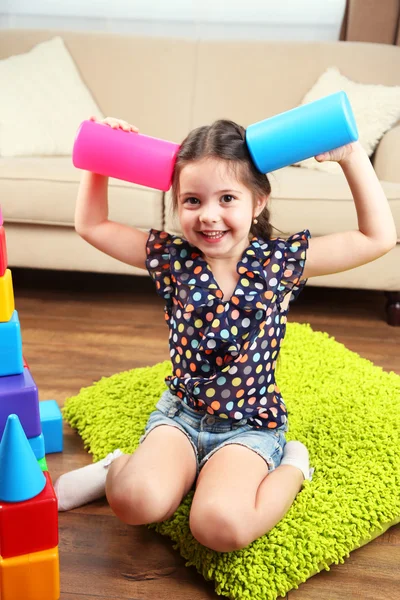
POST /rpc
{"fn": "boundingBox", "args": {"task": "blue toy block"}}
[0,414,46,502]
[28,433,45,461]
[246,91,359,174]
[0,310,24,377]
[39,400,63,454]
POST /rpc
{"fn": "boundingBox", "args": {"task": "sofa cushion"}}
[297,67,400,174]
[0,157,163,230]
[4,224,149,275]
[270,166,400,236]
[0,30,198,145]
[164,166,400,238]
[0,37,104,157]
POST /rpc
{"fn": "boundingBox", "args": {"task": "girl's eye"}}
[184,197,199,205]
[221,195,235,203]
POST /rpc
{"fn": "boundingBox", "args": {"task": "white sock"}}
[54,449,125,511]
[280,441,314,482]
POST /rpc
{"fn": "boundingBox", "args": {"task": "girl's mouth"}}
[199,230,228,242]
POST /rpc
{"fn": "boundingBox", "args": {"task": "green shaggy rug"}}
[63,322,400,600]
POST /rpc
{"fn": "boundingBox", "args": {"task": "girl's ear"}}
[255,193,270,217]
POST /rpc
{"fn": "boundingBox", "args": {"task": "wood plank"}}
[288,527,400,599]
[59,513,218,599]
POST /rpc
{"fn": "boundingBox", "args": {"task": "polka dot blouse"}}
[146,228,311,429]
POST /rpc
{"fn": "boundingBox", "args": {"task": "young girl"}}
[55,116,396,553]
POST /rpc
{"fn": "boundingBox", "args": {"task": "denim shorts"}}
[139,390,288,477]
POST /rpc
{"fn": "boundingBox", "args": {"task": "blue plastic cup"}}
[245,91,358,173]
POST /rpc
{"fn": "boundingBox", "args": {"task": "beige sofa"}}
[0,30,399,324]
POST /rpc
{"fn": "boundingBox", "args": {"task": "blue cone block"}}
[0,414,46,502]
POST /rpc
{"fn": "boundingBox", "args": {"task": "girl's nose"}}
[199,206,220,224]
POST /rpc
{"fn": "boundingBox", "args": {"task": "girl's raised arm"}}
[302,141,397,280]
[74,117,148,271]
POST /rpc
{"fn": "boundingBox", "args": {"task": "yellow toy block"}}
[0,546,59,600]
[0,269,14,322]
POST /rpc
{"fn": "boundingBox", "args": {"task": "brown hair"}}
[171,119,273,240]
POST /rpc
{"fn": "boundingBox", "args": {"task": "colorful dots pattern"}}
[146,228,310,429]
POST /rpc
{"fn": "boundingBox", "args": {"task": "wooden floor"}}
[11,268,400,600]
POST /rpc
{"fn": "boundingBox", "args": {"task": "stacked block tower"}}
[0,207,60,600]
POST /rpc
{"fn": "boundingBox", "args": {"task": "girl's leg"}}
[106,425,197,525]
[189,444,304,553]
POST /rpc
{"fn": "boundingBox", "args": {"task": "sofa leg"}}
[384,292,400,326]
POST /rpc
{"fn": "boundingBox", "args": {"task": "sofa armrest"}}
[372,125,400,183]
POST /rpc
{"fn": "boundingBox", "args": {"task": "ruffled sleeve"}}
[146,229,174,301]
[276,230,311,304]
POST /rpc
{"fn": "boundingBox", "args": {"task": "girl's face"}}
[177,158,267,263]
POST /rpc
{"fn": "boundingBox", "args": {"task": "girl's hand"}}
[314,141,360,165]
[89,115,139,133]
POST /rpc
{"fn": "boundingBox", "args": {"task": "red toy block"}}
[0,226,6,277]
[0,471,58,559]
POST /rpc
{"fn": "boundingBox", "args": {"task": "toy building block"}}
[38,456,48,471]
[0,547,60,600]
[0,415,59,598]
[0,269,14,323]
[0,225,7,277]
[28,432,45,461]
[0,210,60,600]
[0,310,24,377]
[0,368,41,439]
[0,471,58,558]
[73,119,180,190]
[0,415,46,503]
[39,400,63,454]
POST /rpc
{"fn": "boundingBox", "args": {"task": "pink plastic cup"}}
[72,120,180,191]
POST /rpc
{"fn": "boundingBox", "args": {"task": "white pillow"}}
[296,67,400,174]
[0,37,104,157]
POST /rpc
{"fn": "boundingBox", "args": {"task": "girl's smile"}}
[199,229,229,242]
